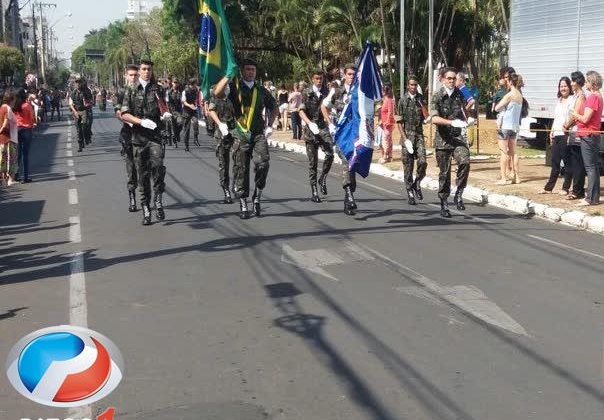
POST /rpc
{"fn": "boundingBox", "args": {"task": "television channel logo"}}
[6,325,124,407]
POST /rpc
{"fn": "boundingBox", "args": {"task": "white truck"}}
[509,0,604,154]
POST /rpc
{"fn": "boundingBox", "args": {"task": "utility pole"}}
[32,2,39,76]
[399,0,404,97]
[12,0,20,50]
[37,1,57,85]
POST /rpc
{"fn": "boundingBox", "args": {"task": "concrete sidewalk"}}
[268,131,604,236]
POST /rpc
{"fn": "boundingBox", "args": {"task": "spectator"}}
[288,83,302,140]
[572,70,603,206]
[494,70,523,184]
[563,71,587,200]
[277,84,289,131]
[455,72,476,114]
[540,77,573,195]
[378,84,395,163]
[14,88,36,183]
[0,88,18,185]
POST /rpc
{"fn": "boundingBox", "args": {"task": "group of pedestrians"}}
[539,70,602,207]
[0,88,37,186]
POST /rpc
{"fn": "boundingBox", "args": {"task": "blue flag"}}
[334,42,383,178]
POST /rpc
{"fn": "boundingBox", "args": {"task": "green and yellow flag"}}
[198,0,238,98]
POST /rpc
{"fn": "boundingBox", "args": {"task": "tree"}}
[0,45,25,83]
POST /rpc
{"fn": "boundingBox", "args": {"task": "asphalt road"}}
[1,108,603,420]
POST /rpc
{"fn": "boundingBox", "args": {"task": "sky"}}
[22,0,162,65]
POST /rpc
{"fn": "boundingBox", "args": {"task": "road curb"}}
[268,138,603,236]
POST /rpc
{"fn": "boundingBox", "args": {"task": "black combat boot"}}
[318,173,328,195]
[440,198,452,218]
[407,189,416,205]
[223,188,233,204]
[413,182,423,200]
[252,188,262,217]
[453,189,465,210]
[311,184,321,202]
[239,198,250,219]
[128,191,137,212]
[142,203,152,225]
[344,186,356,215]
[154,193,165,221]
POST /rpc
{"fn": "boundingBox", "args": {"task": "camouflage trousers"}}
[435,145,470,200]
[231,133,270,199]
[119,125,137,193]
[181,113,198,147]
[336,148,356,192]
[401,134,427,191]
[303,127,334,184]
[75,110,92,147]
[215,134,233,189]
[133,140,166,206]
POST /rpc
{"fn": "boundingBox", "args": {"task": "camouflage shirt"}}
[228,77,277,137]
[299,86,329,129]
[208,96,236,138]
[330,84,352,119]
[430,87,467,149]
[120,79,165,144]
[114,87,126,113]
[70,88,93,112]
[396,92,425,136]
[167,88,182,114]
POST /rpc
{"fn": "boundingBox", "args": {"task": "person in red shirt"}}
[13,88,36,183]
[572,70,603,206]
[0,89,19,185]
[378,85,395,163]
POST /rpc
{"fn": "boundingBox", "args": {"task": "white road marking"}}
[69,216,81,243]
[358,243,529,336]
[66,150,73,157]
[278,156,297,162]
[68,170,76,181]
[67,159,74,167]
[527,234,604,261]
[68,189,78,205]
[68,406,92,420]
[66,142,72,149]
[281,242,374,282]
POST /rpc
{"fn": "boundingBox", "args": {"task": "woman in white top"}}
[539,77,573,194]
[494,71,523,185]
[0,88,19,185]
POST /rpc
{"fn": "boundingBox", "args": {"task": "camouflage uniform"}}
[299,86,334,185]
[397,92,427,191]
[330,85,356,192]
[115,87,137,194]
[181,84,199,149]
[70,88,93,149]
[430,87,470,200]
[228,78,277,199]
[121,80,167,210]
[208,95,237,190]
[167,87,182,145]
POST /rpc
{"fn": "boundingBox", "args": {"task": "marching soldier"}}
[227,58,278,219]
[298,70,335,202]
[168,79,183,147]
[207,77,236,204]
[181,78,200,151]
[429,67,470,218]
[324,63,358,215]
[69,78,93,152]
[114,64,139,212]
[99,86,107,111]
[396,75,429,205]
[120,59,171,226]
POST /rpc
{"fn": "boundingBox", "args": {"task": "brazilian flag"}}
[198,0,238,98]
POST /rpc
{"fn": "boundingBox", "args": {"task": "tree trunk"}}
[379,0,394,81]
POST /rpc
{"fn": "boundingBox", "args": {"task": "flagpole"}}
[428,0,434,111]
[399,0,404,98]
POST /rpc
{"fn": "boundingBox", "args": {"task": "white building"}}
[126,0,161,20]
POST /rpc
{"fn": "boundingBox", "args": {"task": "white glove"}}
[404,139,414,154]
[308,122,320,135]
[264,126,273,137]
[161,112,172,121]
[218,122,229,137]
[450,119,467,128]
[423,115,433,124]
[466,117,476,126]
[140,119,157,130]
[328,123,336,136]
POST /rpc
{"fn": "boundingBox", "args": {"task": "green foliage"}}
[0,45,25,81]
